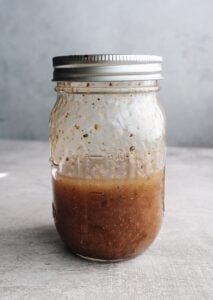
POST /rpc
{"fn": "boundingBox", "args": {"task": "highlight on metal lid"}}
[52,54,163,82]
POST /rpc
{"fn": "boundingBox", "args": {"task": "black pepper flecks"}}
[130,146,135,151]
[83,133,88,138]
[66,157,69,161]
[129,133,133,137]
[109,82,112,86]
[97,98,100,101]
[86,83,90,87]
[65,113,69,118]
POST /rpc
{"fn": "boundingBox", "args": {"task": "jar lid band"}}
[52,54,163,82]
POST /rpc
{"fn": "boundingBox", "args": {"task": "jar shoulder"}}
[49,92,165,141]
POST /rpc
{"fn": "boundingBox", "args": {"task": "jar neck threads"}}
[55,81,159,94]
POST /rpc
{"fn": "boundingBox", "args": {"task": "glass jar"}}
[50,55,165,261]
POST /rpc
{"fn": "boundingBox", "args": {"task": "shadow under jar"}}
[50,54,166,262]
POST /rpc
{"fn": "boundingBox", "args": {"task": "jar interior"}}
[50,80,165,180]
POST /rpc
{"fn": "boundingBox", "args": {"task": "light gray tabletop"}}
[0,140,213,300]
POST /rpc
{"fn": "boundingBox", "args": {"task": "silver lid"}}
[52,54,163,82]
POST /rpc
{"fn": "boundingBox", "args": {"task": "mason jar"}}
[49,54,166,261]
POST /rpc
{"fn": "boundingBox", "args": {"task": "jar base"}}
[76,253,127,263]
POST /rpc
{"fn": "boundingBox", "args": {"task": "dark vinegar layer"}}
[52,170,164,260]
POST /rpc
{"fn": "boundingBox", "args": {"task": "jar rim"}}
[52,54,163,82]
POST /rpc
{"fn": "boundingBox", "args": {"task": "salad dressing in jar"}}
[50,54,166,261]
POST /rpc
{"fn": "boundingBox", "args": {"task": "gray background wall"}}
[0,0,213,147]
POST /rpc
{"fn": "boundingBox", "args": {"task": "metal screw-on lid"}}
[52,54,163,82]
